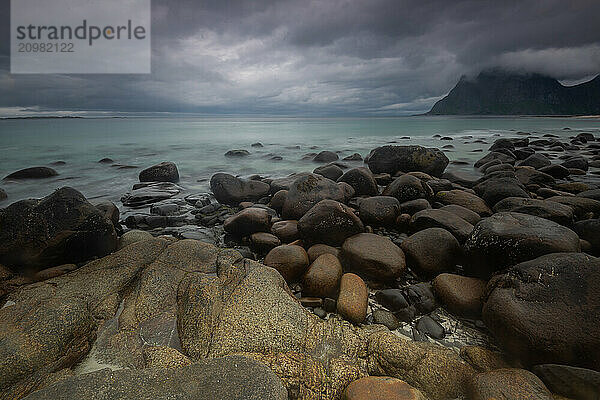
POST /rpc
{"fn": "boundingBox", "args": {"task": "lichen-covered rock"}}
[382,174,431,203]
[264,245,310,283]
[282,174,346,220]
[139,162,179,183]
[298,200,364,246]
[367,145,449,177]
[338,168,379,196]
[358,196,400,227]
[342,376,427,400]
[469,368,553,400]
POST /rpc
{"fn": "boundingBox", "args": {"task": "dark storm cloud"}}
[0,0,599,116]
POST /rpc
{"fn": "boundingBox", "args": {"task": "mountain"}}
[428,70,600,115]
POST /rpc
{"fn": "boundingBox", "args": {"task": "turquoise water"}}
[1,116,599,204]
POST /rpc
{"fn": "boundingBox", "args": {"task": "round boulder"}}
[463,212,581,279]
[210,173,271,206]
[3,166,58,180]
[401,228,461,278]
[298,200,364,246]
[282,174,346,220]
[223,208,272,237]
[270,220,299,243]
[434,190,492,216]
[338,167,378,196]
[382,174,431,203]
[433,273,486,319]
[307,244,340,263]
[341,233,405,282]
[469,369,553,400]
[367,145,449,177]
[264,245,310,283]
[302,253,343,298]
[342,376,427,400]
[336,273,368,324]
[358,196,400,226]
[139,162,179,183]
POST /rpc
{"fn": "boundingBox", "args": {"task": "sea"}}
[1,116,600,206]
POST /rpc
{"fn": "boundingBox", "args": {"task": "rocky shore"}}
[1,132,600,400]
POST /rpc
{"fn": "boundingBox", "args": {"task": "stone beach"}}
[1,131,600,400]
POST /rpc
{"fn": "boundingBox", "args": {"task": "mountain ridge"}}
[428,70,600,116]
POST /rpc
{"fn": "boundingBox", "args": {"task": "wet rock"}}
[517,153,551,169]
[358,196,400,226]
[474,152,515,168]
[555,181,594,194]
[341,233,405,282]
[401,228,460,278]
[121,182,182,207]
[375,289,409,312]
[410,209,473,243]
[433,274,486,319]
[0,188,6,201]
[139,161,179,183]
[573,219,600,255]
[23,356,287,400]
[94,200,120,227]
[307,244,340,263]
[342,376,427,400]
[439,204,481,225]
[298,199,364,246]
[343,153,363,161]
[0,187,117,272]
[545,195,600,218]
[578,188,600,201]
[515,167,555,186]
[372,310,401,331]
[3,166,58,180]
[367,145,450,177]
[539,164,570,179]
[264,244,310,283]
[225,149,250,157]
[464,212,580,279]
[416,316,445,339]
[98,157,114,164]
[314,164,344,181]
[302,253,343,298]
[251,142,263,147]
[338,167,379,196]
[313,151,339,163]
[483,253,600,369]
[337,273,368,324]
[473,176,530,207]
[493,197,574,226]
[382,174,431,203]
[561,156,588,171]
[460,346,510,373]
[271,220,299,243]
[469,369,553,400]
[398,199,431,215]
[223,207,272,237]
[434,189,492,216]
[532,364,600,400]
[250,232,281,253]
[282,174,346,219]
[210,173,271,206]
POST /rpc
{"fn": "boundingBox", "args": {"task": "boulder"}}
[307,244,340,263]
[336,273,368,324]
[469,369,553,400]
[561,156,588,171]
[0,188,6,200]
[3,167,58,180]
[223,208,272,237]
[473,177,530,207]
[400,228,460,278]
[23,356,287,400]
[341,233,405,282]
[343,153,363,161]
[270,189,288,212]
[573,219,600,255]
[410,209,473,243]
[463,212,580,279]
[264,245,310,283]
[532,364,600,400]
[121,182,182,207]
[282,174,346,219]
[539,164,570,179]
[517,153,551,169]
[545,195,600,218]
[439,204,481,225]
[210,173,271,206]
[375,289,409,312]
[434,190,492,216]
[367,145,449,177]
[313,151,339,163]
[382,174,431,203]
[94,200,120,227]
[474,152,515,168]
[433,273,486,319]
[271,220,299,243]
[338,168,379,196]
[302,254,343,298]
[398,199,431,215]
[298,200,364,246]
[176,255,475,400]
[483,253,600,369]
[314,164,344,181]
[342,376,427,400]
[225,149,250,157]
[514,167,555,186]
[139,162,179,183]
[249,232,281,253]
[0,187,117,272]
[118,229,153,249]
[493,197,574,226]
[358,196,400,226]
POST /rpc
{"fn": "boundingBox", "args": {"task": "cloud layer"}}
[1,0,599,116]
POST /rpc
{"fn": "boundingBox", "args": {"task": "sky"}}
[1,0,599,117]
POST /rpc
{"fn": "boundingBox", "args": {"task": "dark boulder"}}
[298,199,364,246]
[224,149,250,157]
[139,162,179,183]
[532,364,600,400]
[483,253,600,370]
[464,212,580,279]
[0,187,117,272]
[341,233,405,282]
[338,167,378,196]
[382,174,431,203]
[474,152,515,168]
[210,173,270,206]
[313,164,344,181]
[473,176,529,207]
[401,228,461,278]
[367,145,449,177]
[358,196,400,226]
[573,219,600,255]
[223,207,272,237]
[561,156,588,171]
[434,190,492,216]
[313,151,339,163]
[3,167,58,180]
[281,174,346,220]
[517,153,551,169]
[539,164,570,179]
[410,209,473,243]
[546,195,600,218]
[493,197,574,226]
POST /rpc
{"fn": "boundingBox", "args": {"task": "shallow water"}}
[1,116,599,205]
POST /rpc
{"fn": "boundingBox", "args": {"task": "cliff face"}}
[428,70,600,115]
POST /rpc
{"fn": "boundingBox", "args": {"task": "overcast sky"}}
[1,0,599,116]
